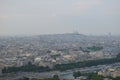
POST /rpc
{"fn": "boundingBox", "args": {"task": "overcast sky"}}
[0,0,120,36]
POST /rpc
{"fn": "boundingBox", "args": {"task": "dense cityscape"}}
[1,0,120,80]
[0,33,120,80]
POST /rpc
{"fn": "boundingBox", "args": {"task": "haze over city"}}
[1,1,120,80]
[0,0,120,36]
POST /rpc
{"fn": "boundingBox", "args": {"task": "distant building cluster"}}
[98,67,120,78]
[0,34,120,68]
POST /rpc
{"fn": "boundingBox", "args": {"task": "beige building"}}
[98,68,120,78]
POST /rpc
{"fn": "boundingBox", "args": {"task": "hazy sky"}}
[0,0,120,36]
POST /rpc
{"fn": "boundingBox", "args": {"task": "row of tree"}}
[2,53,120,73]
[54,53,120,71]
[2,62,51,73]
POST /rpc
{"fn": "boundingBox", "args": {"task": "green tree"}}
[73,71,81,79]
[113,77,120,80]
[53,75,59,80]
